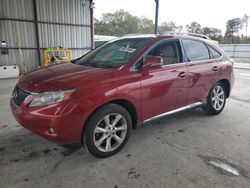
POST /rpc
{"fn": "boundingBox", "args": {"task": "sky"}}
[93,0,250,35]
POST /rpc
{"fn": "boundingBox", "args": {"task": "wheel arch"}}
[81,99,138,145]
[218,79,231,98]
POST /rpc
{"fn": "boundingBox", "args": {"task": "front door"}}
[141,40,189,121]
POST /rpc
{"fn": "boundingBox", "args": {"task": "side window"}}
[146,41,181,65]
[207,45,221,59]
[182,40,210,61]
[131,41,182,71]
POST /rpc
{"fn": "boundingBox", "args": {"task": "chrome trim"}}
[163,32,211,39]
[143,102,204,123]
[16,86,38,95]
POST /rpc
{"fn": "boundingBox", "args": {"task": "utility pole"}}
[154,0,159,34]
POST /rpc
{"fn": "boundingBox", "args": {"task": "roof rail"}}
[121,33,156,38]
[122,33,145,37]
[163,31,211,40]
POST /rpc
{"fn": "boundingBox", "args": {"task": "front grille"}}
[12,86,30,106]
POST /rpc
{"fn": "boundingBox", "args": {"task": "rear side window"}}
[208,46,221,59]
[182,40,210,61]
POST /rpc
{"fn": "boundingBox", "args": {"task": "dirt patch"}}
[61,149,76,157]
[177,129,185,133]
[12,138,21,143]
[50,159,63,173]
[27,151,38,158]
[0,147,6,155]
[22,147,30,153]
[0,124,8,129]
[10,158,20,162]
[43,148,51,154]
[127,168,140,179]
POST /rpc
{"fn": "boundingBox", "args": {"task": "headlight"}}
[29,89,75,107]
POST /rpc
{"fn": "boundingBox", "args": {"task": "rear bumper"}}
[10,99,84,145]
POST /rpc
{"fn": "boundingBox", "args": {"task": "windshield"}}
[77,38,152,69]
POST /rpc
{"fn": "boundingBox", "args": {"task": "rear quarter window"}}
[182,40,210,61]
[207,45,222,59]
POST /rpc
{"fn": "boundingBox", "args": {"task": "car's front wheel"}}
[203,83,226,115]
[84,104,132,158]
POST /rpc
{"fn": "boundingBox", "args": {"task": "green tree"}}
[186,22,202,33]
[95,9,182,36]
[95,10,140,36]
[225,18,243,43]
[158,22,182,33]
[201,27,223,42]
[225,18,242,36]
[138,17,154,34]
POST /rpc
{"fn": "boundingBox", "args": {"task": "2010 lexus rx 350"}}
[10,34,234,158]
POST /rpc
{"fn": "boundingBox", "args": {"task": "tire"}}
[84,103,132,158]
[203,83,226,115]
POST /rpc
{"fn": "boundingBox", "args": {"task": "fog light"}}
[48,127,55,134]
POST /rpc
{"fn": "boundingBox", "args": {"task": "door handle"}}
[212,66,218,71]
[178,71,187,78]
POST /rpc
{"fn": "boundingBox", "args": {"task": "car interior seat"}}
[161,44,179,65]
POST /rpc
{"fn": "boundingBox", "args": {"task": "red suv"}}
[10,34,234,158]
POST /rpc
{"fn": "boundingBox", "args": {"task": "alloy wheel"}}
[211,85,225,111]
[93,113,128,152]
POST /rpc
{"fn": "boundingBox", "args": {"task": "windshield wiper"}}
[96,64,116,69]
[71,59,79,64]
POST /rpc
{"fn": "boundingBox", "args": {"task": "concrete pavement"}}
[234,62,250,70]
[1,69,250,188]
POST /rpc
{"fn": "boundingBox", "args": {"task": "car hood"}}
[18,63,114,93]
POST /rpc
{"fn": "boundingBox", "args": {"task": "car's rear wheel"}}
[203,83,226,115]
[84,104,132,158]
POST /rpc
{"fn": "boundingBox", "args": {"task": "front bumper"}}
[10,99,84,145]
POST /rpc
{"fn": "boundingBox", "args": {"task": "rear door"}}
[181,39,222,105]
[140,40,189,121]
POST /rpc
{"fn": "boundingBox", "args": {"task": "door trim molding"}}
[143,102,204,123]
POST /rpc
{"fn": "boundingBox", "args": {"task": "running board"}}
[143,102,204,124]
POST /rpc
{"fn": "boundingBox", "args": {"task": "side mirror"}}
[143,56,163,69]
